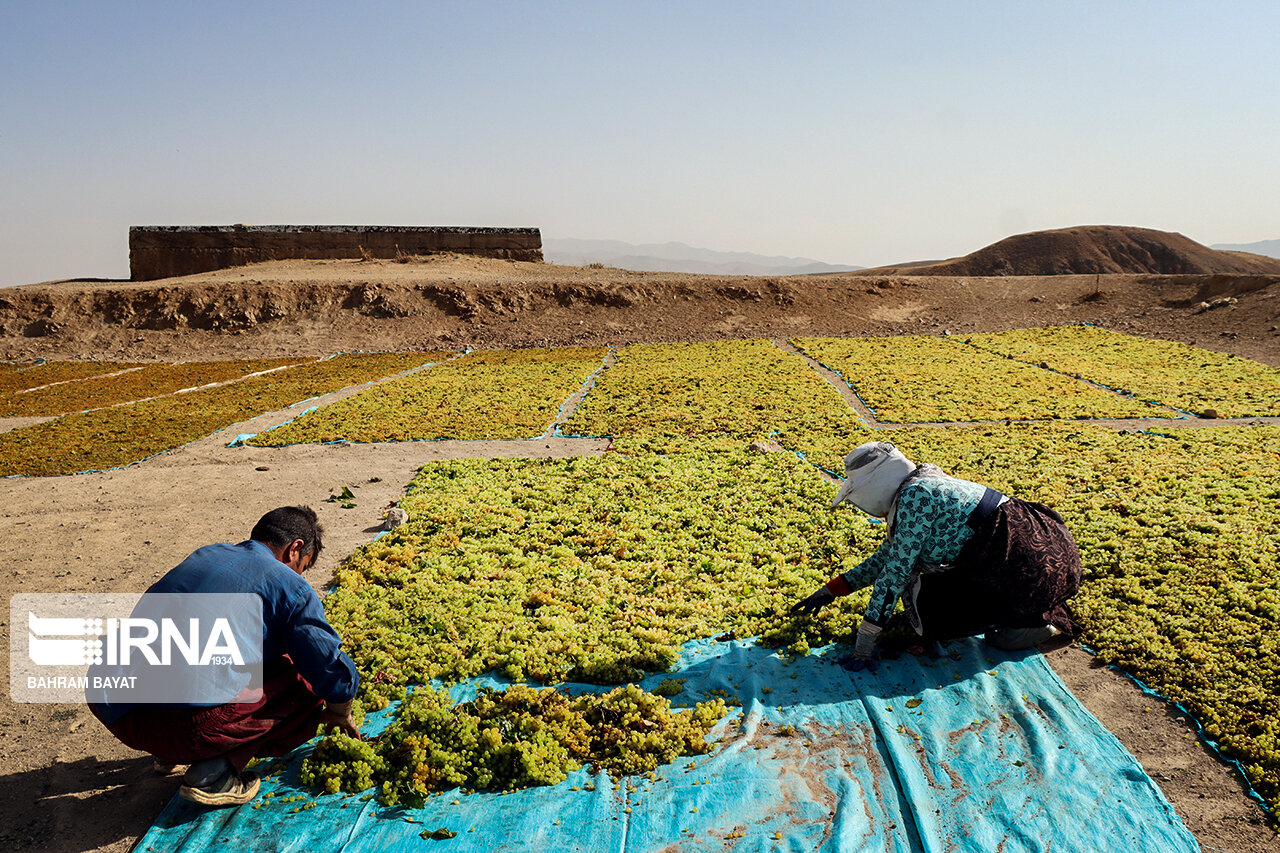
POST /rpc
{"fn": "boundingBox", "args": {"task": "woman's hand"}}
[838,620,882,672]
[789,586,835,616]
[838,650,879,672]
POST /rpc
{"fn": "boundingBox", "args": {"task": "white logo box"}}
[11,593,263,704]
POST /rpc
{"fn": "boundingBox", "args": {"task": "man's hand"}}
[789,585,835,616]
[320,699,361,739]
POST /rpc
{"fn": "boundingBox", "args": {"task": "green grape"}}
[301,683,729,804]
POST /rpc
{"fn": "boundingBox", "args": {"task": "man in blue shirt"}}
[89,506,360,806]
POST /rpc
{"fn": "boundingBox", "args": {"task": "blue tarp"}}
[133,637,1197,853]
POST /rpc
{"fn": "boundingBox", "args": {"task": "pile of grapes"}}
[300,684,728,806]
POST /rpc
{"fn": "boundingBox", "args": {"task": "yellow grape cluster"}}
[0,352,442,476]
[326,444,877,709]
[249,347,605,445]
[965,324,1280,417]
[299,730,384,794]
[559,339,866,449]
[303,684,728,806]
[790,334,1158,423]
[0,357,306,417]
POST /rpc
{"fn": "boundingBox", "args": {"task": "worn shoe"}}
[152,759,181,775]
[985,624,1061,651]
[178,768,260,806]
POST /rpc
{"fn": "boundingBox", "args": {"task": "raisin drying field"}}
[1,325,1277,851]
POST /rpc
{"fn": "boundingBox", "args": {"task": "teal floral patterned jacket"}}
[839,475,990,626]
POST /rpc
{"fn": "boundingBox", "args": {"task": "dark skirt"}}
[910,494,1083,641]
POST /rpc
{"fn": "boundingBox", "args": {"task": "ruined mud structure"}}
[129,225,542,281]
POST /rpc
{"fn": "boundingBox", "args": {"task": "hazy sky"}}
[3,1,1277,285]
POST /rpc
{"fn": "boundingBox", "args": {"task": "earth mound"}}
[865,225,1280,276]
[1,253,1277,367]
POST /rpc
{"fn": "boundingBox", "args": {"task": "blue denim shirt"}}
[90,540,359,723]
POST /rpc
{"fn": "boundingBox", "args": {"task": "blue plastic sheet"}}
[133,638,1197,853]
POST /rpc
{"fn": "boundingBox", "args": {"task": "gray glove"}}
[851,621,880,658]
[838,620,883,672]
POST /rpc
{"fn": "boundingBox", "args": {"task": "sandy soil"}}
[1,257,1277,852]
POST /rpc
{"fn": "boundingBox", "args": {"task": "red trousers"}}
[91,659,326,773]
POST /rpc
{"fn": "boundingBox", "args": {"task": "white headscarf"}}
[830,441,917,518]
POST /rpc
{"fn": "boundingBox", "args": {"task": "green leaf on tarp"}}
[906,698,922,708]
[420,828,457,840]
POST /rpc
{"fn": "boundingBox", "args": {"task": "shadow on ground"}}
[0,754,176,853]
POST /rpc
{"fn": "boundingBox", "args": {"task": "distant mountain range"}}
[1211,238,1280,259]
[542,238,864,276]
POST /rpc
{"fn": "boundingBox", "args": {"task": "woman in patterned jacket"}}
[790,441,1082,670]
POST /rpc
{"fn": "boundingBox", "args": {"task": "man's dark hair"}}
[251,506,324,559]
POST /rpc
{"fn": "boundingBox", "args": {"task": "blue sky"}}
[2,1,1277,285]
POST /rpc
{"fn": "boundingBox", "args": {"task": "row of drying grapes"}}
[246,347,606,445]
[0,357,307,417]
[791,334,1164,422]
[0,353,444,476]
[965,325,1280,417]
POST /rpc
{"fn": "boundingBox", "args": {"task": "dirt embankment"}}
[1,255,1278,366]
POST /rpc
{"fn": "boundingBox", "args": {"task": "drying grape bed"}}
[0,357,307,417]
[246,347,605,445]
[0,353,441,476]
[314,442,872,803]
[330,443,873,705]
[791,334,1163,423]
[966,324,1280,417]
[559,339,866,449]
[0,360,142,396]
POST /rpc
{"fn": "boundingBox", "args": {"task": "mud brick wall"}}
[129,225,543,280]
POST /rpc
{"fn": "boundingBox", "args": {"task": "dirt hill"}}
[1,254,1277,366]
[863,225,1280,277]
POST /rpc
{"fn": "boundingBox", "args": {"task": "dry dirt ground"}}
[1,257,1278,852]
